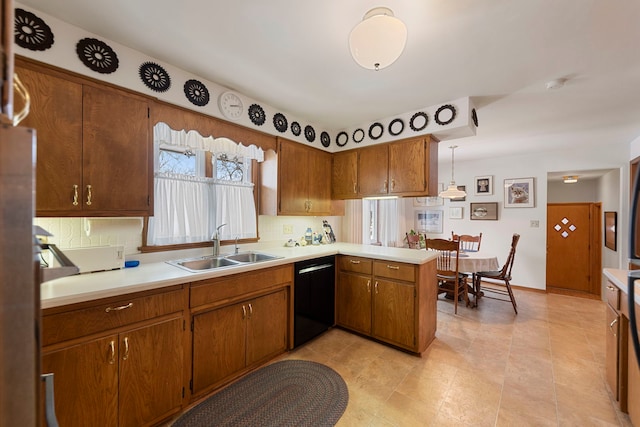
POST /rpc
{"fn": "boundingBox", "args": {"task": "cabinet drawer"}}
[42,288,184,346]
[374,260,415,282]
[338,256,372,275]
[190,265,293,308]
[605,281,620,310]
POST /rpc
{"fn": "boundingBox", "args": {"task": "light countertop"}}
[603,268,640,305]
[41,243,437,309]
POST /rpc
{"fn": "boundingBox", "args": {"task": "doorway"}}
[546,203,602,297]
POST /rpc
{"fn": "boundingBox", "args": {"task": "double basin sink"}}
[167,251,282,273]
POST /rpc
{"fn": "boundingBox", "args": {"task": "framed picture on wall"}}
[474,175,493,195]
[449,207,463,219]
[415,209,443,233]
[504,177,535,208]
[605,211,617,251]
[470,202,498,220]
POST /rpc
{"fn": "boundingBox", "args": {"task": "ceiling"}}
[17,0,640,165]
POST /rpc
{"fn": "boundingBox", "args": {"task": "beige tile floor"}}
[279,288,634,426]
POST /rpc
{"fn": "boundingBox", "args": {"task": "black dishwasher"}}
[294,256,335,348]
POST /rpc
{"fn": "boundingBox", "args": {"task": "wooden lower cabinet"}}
[336,255,436,353]
[192,289,288,397]
[629,322,640,426]
[41,287,185,427]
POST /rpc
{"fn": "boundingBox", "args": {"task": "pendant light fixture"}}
[439,145,467,199]
[349,7,407,71]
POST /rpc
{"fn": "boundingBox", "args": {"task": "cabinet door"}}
[372,279,416,349]
[332,150,358,199]
[605,304,620,401]
[42,335,119,427]
[389,138,426,194]
[118,317,183,427]
[246,290,288,366]
[630,325,640,426]
[17,65,83,215]
[192,303,246,395]
[358,144,388,196]
[83,85,150,214]
[336,272,372,335]
[307,148,332,215]
[278,140,309,215]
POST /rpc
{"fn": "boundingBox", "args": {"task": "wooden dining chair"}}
[426,238,469,314]
[451,232,482,252]
[473,233,520,314]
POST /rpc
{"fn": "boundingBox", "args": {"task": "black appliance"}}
[628,168,640,369]
[294,256,335,347]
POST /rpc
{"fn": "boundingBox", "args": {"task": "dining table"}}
[455,251,500,307]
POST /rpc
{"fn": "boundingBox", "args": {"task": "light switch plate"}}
[530,220,539,228]
[283,224,293,234]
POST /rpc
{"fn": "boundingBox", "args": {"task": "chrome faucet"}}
[234,236,240,254]
[211,223,226,256]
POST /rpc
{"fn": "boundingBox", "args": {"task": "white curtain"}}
[342,199,363,243]
[360,198,407,247]
[148,122,262,246]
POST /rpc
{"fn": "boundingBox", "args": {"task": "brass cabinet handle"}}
[108,340,116,365]
[374,281,379,294]
[12,73,31,126]
[353,182,357,194]
[72,184,79,206]
[105,302,133,313]
[86,185,92,205]
[386,265,400,270]
[391,178,396,190]
[248,303,253,319]
[383,180,388,192]
[367,280,371,293]
[606,285,616,291]
[242,305,247,319]
[122,337,130,361]
[610,318,618,336]
[350,260,361,264]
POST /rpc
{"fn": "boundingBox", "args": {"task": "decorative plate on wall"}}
[273,113,288,133]
[353,128,365,143]
[320,131,330,147]
[291,121,301,136]
[248,104,266,126]
[368,122,383,140]
[183,79,209,106]
[14,8,54,51]
[76,38,119,74]
[388,118,404,136]
[472,108,479,127]
[336,131,349,147]
[409,112,428,132]
[304,125,316,142]
[435,104,456,125]
[139,62,171,92]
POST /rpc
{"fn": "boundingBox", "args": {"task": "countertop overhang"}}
[41,243,438,309]
[603,268,640,305]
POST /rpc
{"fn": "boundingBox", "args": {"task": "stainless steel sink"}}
[225,251,282,263]
[167,256,241,272]
[167,251,282,272]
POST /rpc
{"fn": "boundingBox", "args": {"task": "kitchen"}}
[3,1,640,426]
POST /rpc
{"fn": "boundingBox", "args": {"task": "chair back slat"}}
[451,232,482,252]
[498,233,520,279]
[426,238,460,278]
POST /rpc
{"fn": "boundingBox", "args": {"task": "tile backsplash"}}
[34,216,342,255]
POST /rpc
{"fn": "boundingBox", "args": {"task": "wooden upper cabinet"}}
[332,150,358,199]
[82,85,150,214]
[17,58,152,217]
[263,138,332,216]
[17,65,83,214]
[335,135,438,199]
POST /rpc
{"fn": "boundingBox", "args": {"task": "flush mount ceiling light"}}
[563,175,578,183]
[439,145,467,199]
[546,78,566,90]
[349,7,407,71]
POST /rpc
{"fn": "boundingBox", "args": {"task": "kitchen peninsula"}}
[41,243,438,426]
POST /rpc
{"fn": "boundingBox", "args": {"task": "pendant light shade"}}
[439,145,467,199]
[349,7,407,71]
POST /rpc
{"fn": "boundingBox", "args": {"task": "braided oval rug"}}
[171,360,349,427]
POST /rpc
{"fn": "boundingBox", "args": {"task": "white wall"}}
[412,142,629,290]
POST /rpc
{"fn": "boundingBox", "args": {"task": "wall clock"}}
[218,91,244,120]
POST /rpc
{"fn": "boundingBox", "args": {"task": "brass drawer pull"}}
[606,285,616,291]
[350,260,361,264]
[105,302,133,313]
[386,265,400,270]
